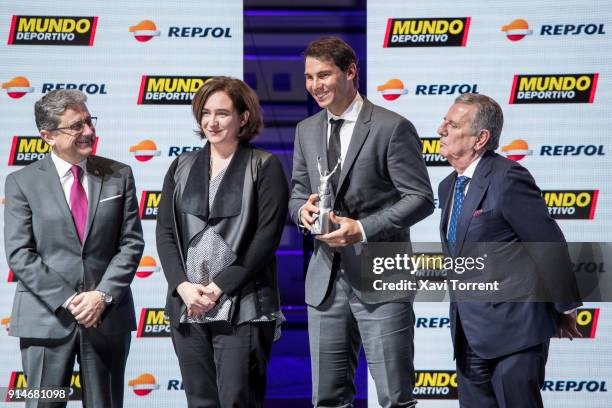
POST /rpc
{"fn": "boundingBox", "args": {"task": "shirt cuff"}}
[62,293,77,309]
[564,308,577,315]
[357,220,367,243]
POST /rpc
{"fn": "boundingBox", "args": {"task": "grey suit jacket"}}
[289,97,434,307]
[4,154,144,339]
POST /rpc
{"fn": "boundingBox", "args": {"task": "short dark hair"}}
[191,76,263,142]
[454,93,504,151]
[304,36,359,88]
[34,89,87,131]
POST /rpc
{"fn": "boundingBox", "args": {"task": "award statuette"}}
[311,156,341,235]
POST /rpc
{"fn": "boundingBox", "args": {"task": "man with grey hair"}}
[437,93,581,407]
[4,89,144,407]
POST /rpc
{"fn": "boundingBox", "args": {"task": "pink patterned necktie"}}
[70,165,88,244]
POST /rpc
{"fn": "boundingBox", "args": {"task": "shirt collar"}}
[327,93,363,123]
[459,154,482,179]
[50,151,87,178]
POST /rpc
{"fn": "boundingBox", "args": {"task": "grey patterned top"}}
[180,166,284,338]
[182,166,235,323]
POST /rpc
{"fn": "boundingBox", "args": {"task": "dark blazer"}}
[156,142,289,327]
[4,154,144,339]
[289,97,434,306]
[439,151,581,359]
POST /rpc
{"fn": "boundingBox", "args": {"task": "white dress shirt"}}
[446,155,482,236]
[50,151,89,207]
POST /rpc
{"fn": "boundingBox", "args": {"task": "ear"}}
[346,63,357,81]
[40,130,55,147]
[474,129,491,151]
[240,111,250,127]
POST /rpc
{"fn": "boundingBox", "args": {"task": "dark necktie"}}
[70,165,88,244]
[447,176,470,255]
[327,118,344,195]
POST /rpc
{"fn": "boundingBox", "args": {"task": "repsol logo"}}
[137,75,213,105]
[542,190,599,219]
[510,74,598,104]
[415,83,477,96]
[8,371,82,400]
[42,83,107,95]
[383,18,470,47]
[421,138,450,167]
[168,26,232,38]
[541,24,606,36]
[168,146,202,156]
[542,380,608,392]
[139,191,161,220]
[8,16,98,46]
[8,136,98,166]
[541,145,605,156]
[414,370,458,399]
[415,317,450,328]
[137,308,170,337]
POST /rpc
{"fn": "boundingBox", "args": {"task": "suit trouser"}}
[20,326,131,408]
[308,270,417,408]
[170,320,275,408]
[455,315,549,408]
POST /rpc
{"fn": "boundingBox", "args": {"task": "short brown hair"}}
[304,36,359,88]
[191,76,263,142]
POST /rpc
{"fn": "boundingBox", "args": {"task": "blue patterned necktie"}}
[447,176,470,255]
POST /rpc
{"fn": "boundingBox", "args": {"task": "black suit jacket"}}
[439,151,581,359]
[156,142,289,327]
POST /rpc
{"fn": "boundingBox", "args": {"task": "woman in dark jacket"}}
[156,77,288,408]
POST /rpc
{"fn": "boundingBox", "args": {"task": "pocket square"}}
[473,209,483,217]
[99,194,122,203]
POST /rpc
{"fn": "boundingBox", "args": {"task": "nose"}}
[82,122,95,135]
[437,121,447,137]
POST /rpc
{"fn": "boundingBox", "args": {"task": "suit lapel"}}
[38,155,81,244]
[454,153,493,255]
[84,157,103,245]
[336,97,373,197]
[315,112,329,177]
[181,142,246,220]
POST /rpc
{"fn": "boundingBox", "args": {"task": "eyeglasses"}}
[50,116,97,134]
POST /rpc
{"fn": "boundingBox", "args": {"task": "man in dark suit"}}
[437,93,582,407]
[4,89,144,407]
[289,37,434,407]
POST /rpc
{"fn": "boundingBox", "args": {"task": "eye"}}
[69,121,84,131]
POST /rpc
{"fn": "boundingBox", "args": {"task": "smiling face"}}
[200,91,248,147]
[304,56,357,116]
[437,103,489,171]
[41,104,95,164]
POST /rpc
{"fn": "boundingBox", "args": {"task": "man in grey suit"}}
[4,89,144,407]
[290,37,434,407]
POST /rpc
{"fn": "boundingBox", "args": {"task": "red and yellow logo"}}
[129,20,161,42]
[128,373,160,396]
[2,77,34,99]
[7,371,82,401]
[137,308,171,337]
[500,139,533,161]
[383,17,470,47]
[377,79,408,101]
[576,308,600,339]
[510,73,598,104]
[543,190,599,219]
[1,317,10,333]
[414,370,458,399]
[129,140,161,162]
[137,75,213,105]
[136,256,161,278]
[139,191,161,220]
[8,15,98,46]
[501,19,533,41]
